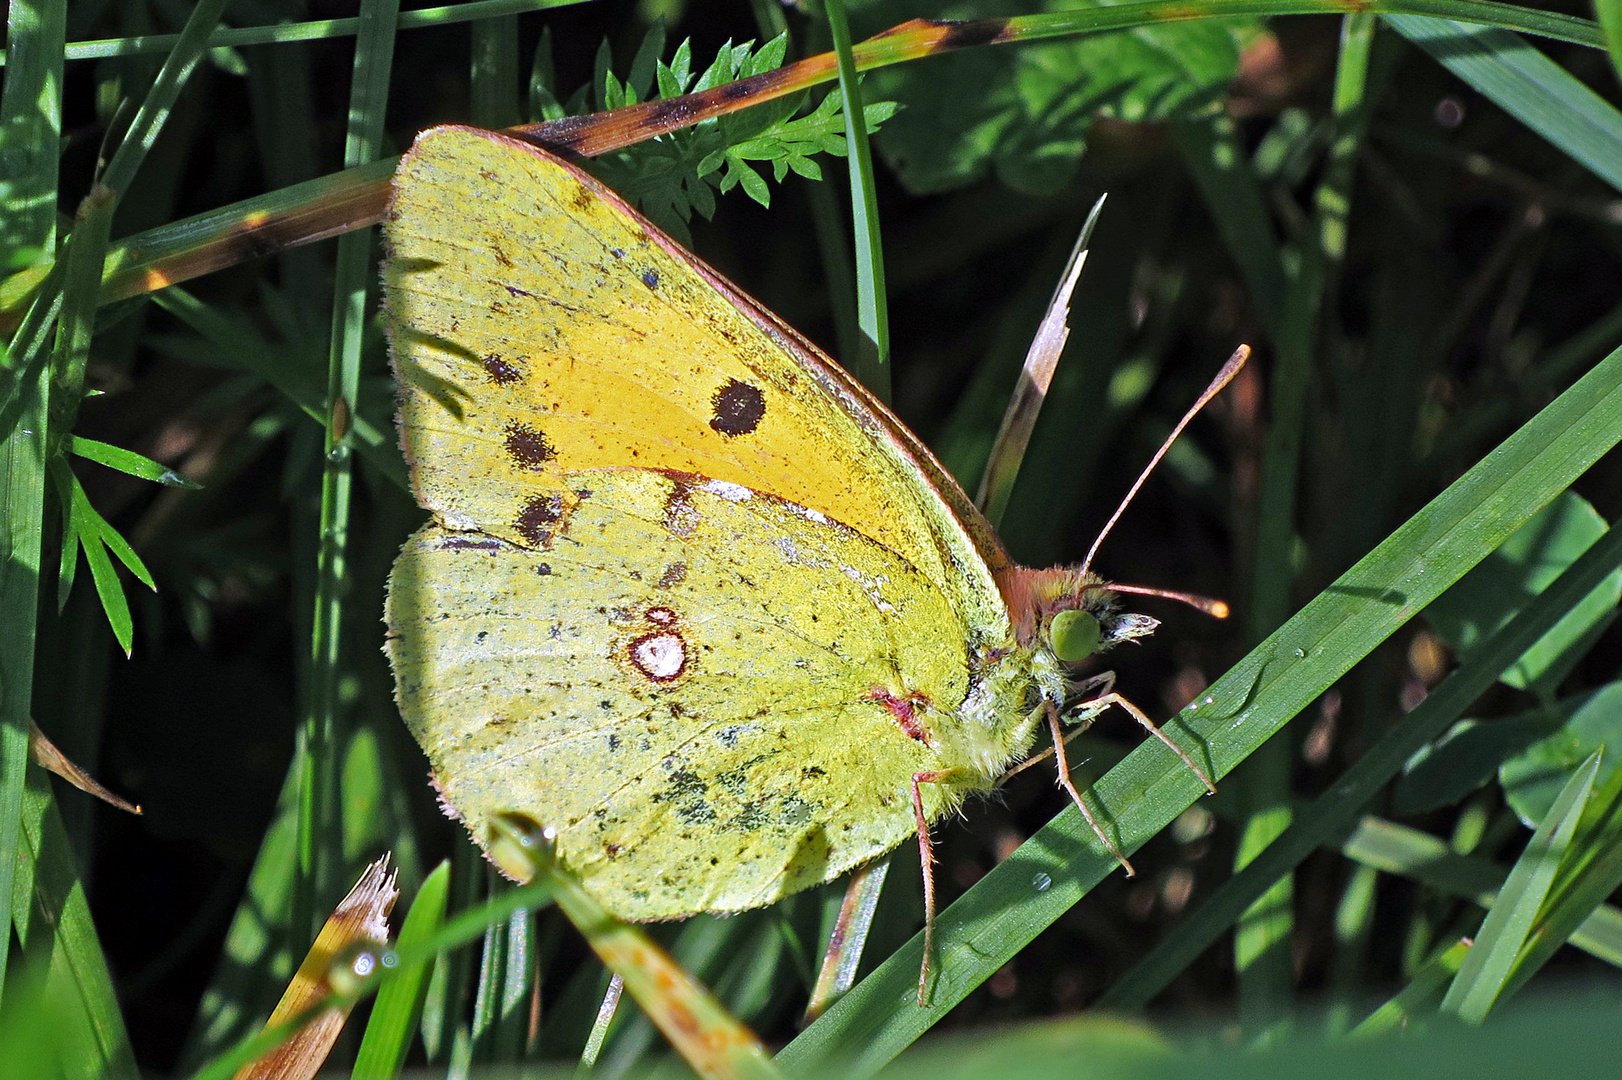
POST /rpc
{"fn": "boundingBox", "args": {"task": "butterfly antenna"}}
[1079,345,1249,578]
[1107,582,1230,619]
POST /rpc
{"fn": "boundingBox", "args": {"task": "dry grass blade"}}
[231,857,398,1080]
[974,199,1102,526]
[27,720,140,815]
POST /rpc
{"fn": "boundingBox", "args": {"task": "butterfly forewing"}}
[384,126,1010,645]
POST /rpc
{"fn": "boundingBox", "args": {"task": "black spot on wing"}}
[515,494,564,545]
[709,378,765,437]
[503,422,555,470]
[482,354,522,384]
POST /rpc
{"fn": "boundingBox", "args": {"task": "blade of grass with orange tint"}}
[230,857,398,1080]
[487,814,785,1080]
[2,0,1601,330]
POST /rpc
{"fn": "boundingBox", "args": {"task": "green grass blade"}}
[1597,0,1622,84]
[1349,939,1470,1037]
[1340,816,1622,968]
[1233,11,1379,1030]
[0,321,56,1013]
[149,287,406,491]
[0,0,62,257]
[1441,751,1599,1020]
[69,435,202,487]
[1499,756,1622,996]
[1101,517,1622,1009]
[46,187,138,656]
[353,861,451,1080]
[98,0,229,196]
[47,188,118,634]
[8,1,587,62]
[296,0,401,929]
[471,10,521,129]
[780,343,1622,1077]
[1171,113,1287,335]
[1389,15,1622,194]
[0,0,66,1006]
[49,192,116,441]
[823,0,890,400]
[15,762,139,1077]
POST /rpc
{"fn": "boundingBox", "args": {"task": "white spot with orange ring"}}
[631,632,686,681]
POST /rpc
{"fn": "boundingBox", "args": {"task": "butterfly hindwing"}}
[387,468,972,917]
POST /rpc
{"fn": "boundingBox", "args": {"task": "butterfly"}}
[382,124,1233,1001]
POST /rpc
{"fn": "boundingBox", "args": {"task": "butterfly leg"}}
[911,768,954,1007]
[1068,668,1116,708]
[998,670,1121,785]
[997,714,1092,784]
[1043,701,1135,877]
[1087,692,1217,794]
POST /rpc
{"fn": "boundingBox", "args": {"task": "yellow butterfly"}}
[383,125,1227,998]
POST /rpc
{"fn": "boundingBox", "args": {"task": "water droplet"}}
[1203,695,1215,707]
[327,942,387,995]
[1293,647,1307,659]
[1032,872,1052,892]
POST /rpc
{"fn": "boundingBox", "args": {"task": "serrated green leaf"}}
[736,160,770,206]
[656,61,684,101]
[686,175,716,221]
[748,32,789,77]
[851,0,1256,194]
[78,522,133,658]
[576,37,892,238]
[671,37,692,86]
[693,37,743,93]
[787,154,822,181]
[627,26,664,101]
[69,435,203,488]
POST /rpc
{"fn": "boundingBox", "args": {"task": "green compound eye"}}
[1050,609,1101,663]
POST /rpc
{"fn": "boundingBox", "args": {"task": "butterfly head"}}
[998,566,1159,667]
